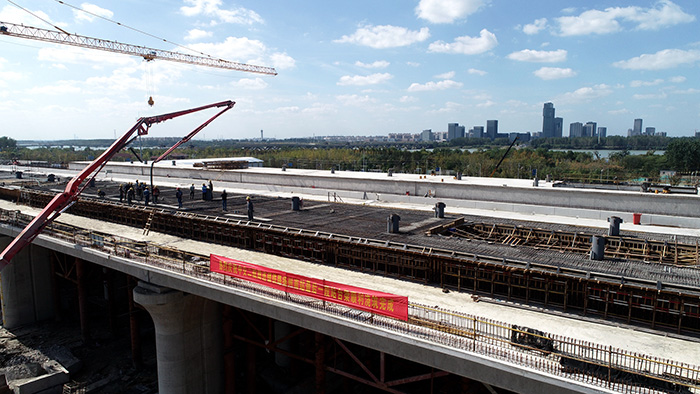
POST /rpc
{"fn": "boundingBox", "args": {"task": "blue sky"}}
[0,0,699,141]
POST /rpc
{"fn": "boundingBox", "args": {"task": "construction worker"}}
[221,189,228,211]
[153,186,160,204]
[97,189,105,199]
[143,186,150,206]
[127,187,134,204]
[175,187,183,209]
[201,183,208,200]
[189,184,195,200]
[119,184,125,202]
[246,196,254,221]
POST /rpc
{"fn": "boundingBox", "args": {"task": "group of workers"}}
[114,180,254,220]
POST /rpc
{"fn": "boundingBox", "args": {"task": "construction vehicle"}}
[0,100,235,270]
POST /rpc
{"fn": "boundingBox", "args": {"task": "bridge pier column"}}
[133,281,223,394]
[0,239,54,329]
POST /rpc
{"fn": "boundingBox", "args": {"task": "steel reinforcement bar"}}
[0,207,697,394]
[3,187,700,335]
[448,222,700,266]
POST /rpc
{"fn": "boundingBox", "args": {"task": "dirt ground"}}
[0,320,157,393]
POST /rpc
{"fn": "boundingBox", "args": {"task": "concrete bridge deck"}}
[1,199,699,393]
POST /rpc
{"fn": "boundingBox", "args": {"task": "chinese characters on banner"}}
[210,254,408,321]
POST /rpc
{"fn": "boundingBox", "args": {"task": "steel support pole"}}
[223,305,236,394]
[127,276,142,368]
[75,257,89,341]
[315,332,326,394]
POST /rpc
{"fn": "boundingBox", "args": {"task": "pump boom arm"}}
[0,100,235,270]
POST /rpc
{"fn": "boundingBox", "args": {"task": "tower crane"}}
[0,17,277,270]
[0,21,278,75]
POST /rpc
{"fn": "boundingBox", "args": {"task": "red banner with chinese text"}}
[210,254,408,321]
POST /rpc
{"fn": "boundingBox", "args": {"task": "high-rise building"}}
[486,120,498,140]
[633,119,643,136]
[597,127,607,138]
[447,123,465,140]
[420,129,433,141]
[569,122,583,138]
[583,122,597,137]
[542,102,556,138]
[471,126,484,138]
[645,127,655,136]
[554,117,563,138]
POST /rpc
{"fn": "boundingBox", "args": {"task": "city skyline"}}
[1,0,699,141]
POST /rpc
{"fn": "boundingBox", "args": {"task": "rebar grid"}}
[1,208,696,393]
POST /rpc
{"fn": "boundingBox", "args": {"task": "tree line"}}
[2,136,699,184]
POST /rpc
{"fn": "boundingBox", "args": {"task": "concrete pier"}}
[0,237,54,329]
[133,282,223,394]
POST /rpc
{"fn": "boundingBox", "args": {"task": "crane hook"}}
[148,96,154,107]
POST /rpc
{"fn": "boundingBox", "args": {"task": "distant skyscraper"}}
[597,127,607,138]
[583,121,597,137]
[554,117,563,138]
[569,122,583,138]
[447,123,465,140]
[542,102,555,138]
[421,129,433,141]
[486,120,498,140]
[472,126,484,138]
[645,127,655,136]
[633,119,643,136]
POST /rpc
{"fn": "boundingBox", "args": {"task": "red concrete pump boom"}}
[0,100,235,271]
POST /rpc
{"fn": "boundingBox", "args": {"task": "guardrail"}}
[0,207,698,393]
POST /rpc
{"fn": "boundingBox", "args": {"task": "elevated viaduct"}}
[1,163,699,394]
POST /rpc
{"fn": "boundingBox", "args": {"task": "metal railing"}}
[0,207,698,393]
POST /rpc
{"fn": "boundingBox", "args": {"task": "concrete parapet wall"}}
[85,162,700,220]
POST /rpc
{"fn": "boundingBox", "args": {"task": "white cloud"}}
[630,79,664,87]
[0,70,23,87]
[335,25,430,49]
[74,3,114,22]
[507,49,567,62]
[185,29,213,41]
[608,108,631,115]
[0,5,54,26]
[269,52,295,70]
[435,71,455,79]
[180,0,263,25]
[560,84,613,102]
[613,49,700,70]
[533,67,576,80]
[467,68,487,76]
[669,76,686,83]
[476,100,496,108]
[407,62,421,67]
[415,0,486,23]
[399,96,418,103]
[633,92,668,99]
[555,1,695,36]
[231,77,268,90]
[37,47,136,67]
[337,73,393,86]
[188,37,292,70]
[407,80,463,92]
[523,18,547,35]
[27,81,83,95]
[335,94,376,106]
[355,60,390,69]
[673,88,700,94]
[626,0,696,31]
[428,29,497,54]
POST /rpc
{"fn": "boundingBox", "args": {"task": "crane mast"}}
[0,21,277,75]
